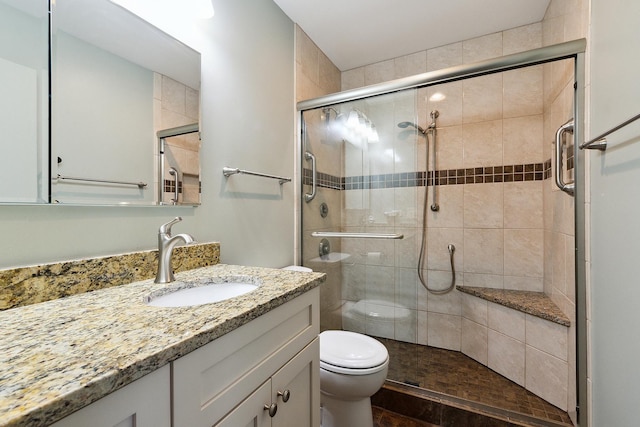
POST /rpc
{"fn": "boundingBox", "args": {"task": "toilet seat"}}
[319,331,389,376]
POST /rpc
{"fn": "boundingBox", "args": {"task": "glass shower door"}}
[301,89,421,339]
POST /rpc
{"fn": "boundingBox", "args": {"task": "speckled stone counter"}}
[456,285,570,327]
[0,264,325,427]
[0,242,220,310]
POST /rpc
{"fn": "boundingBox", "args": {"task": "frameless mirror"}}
[0,0,202,205]
[0,0,49,204]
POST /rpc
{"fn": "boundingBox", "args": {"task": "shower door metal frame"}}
[297,38,588,427]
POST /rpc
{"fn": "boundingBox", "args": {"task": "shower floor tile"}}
[377,338,573,426]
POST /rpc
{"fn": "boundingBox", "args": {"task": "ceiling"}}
[273,0,551,71]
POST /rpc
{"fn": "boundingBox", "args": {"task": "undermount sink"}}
[146,277,260,307]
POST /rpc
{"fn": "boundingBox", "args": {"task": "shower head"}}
[397,121,427,135]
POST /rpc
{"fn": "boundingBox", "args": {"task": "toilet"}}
[280,266,390,427]
[319,330,389,427]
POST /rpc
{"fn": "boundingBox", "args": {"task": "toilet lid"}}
[319,330,388,369]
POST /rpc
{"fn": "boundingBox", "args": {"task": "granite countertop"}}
[456,285,571,327]
[0,264,325,427]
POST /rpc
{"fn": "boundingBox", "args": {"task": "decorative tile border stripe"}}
[303,160,553,191]
[164,179,183,194]
[303,168,343,190]
[0,242,220,310]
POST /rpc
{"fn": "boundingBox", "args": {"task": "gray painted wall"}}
[589,0,640,425]
[0,0,295,269]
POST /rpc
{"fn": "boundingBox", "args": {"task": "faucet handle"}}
[159,217,182,235]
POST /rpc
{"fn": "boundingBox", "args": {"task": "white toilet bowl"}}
[319,330,389,427]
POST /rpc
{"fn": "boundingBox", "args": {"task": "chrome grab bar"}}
[222,167,291,184]
[554,119,575,196]
[580,111,640,151]
[304,151,316,202]
[55,174,147,188]
[169,167,179,204]
[311,231,404,240]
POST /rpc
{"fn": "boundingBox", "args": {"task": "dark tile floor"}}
[373,406,441,427]
[377,338,573,426]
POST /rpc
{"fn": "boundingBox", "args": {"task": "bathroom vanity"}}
[0,265,323,427]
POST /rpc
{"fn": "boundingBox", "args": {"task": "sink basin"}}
[146,278,260,307]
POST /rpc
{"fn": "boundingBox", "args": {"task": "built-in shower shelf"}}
[456,286,570,327]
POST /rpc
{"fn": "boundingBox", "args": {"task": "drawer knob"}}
[264,403,278,417]
[277,389,291,403]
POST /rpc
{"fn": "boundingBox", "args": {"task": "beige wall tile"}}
[395,266,418,310]
[461,293,488,325]
[427,227,464,271]
[395,227,419,268]
[296,25,319,83]
[341,68,365,91]
[319,51,341,94]
[463,74,503,124]
[526,314,568,361]
[464,229,504,274]
[395,51,427,79]
[504,229,544,278]
[426,42,462,71]
[417,309,429,345]
[365,59,395,86]
[365,264,396,302]
[503,115,544,165]
[504,181,543,229]
[426,284,461,315]
[426,82,463,127]
[462,318,488,364]
[463,120,503,167]
[489,330,526,386]
[463,182,504,229]
[464,273,504,289]
[488,301,525,341]
[503,23,543,55]
[504,276,544,292]
[526,345,568,410]
[503,66,544,118]
[426,184,464,228]
[418,270,464,298]
[429,125,463,171]
[463,32,503,64]
[428,312,461,351]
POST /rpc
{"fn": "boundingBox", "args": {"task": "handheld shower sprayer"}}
[397,121,428,135]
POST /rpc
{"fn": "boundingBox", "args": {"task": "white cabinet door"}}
[173,288,319,426]
[214,381,272,427]
[214,339,320,427]
[272,339,320,427]
[51,365,170,427]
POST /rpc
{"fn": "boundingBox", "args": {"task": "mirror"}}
[0,0,201,205]
[0,0,49,203]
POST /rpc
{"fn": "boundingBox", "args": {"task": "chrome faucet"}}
[155,217,195,284]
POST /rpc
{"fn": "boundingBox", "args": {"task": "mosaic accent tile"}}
[0,243,220,310]
[304,160,554,191]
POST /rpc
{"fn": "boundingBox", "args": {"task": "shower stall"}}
[299,40,588,425]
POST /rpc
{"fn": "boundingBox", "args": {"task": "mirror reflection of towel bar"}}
[311,231,404,240]
[55,174,147,188]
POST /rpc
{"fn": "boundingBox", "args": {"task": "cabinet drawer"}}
[172,288,319,426]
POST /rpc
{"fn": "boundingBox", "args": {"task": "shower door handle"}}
[169,167,179,204]
[304,151,316,202]
[554,119,575,196]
